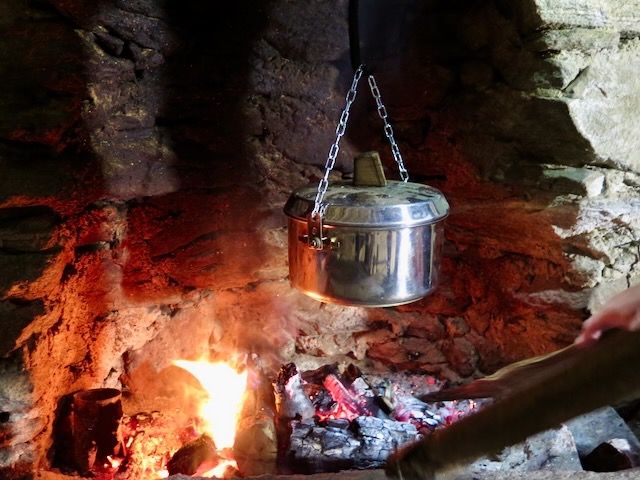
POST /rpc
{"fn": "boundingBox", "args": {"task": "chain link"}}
[367,74,409,182]
[311,65,364,217]
[311,65,410,218]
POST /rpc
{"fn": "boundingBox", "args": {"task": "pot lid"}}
[284,180,449,228]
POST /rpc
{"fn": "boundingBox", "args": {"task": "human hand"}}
[575,284,640,346]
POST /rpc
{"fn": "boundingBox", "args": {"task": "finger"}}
[630,310,640,332]
[576,310,622,345]
[574,329,601,347]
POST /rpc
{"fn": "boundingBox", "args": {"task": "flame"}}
[173,360,248,450]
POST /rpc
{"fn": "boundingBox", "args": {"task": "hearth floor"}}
[36,468,640,480]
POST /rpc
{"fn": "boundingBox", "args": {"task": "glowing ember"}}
[201,459,238,478]
[106,455,122,469]
[173,360,248,450]
[316,374,369,422]
[316,402,360,422]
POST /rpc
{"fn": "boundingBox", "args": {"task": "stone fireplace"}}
[1,0,640,478]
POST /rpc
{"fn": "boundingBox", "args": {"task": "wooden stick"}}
[386,329,640,480]
[419,344,577,402]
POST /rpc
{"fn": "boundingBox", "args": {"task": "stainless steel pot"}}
[284,180,449,307]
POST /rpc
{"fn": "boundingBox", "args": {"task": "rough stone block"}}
[0,149,73,201]
[264,1,348,63]
[0,354,35,469]
[0,253,55,296]
[566,406,640,459]
[0,300,44,357]
[582,438,639,471]
[470,425,582,473]
[565,39,640,173]
[525,29,620,54]
[531,0,640,32]
[504,0,640,33]
[0,207,58,252]
[542,167,605,198]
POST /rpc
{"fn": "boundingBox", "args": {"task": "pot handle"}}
[306,210,327,250]
[300,211,340,251]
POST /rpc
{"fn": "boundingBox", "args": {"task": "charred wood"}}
[343,363,364,385]
[288,416,418,473]
[301,363,340,385]
[166,434,217,476]
[392,396,444,432]
[322,374,367,418]
[70,388,123,473]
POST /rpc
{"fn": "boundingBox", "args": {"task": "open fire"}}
[275,363,478,473]
[169,360,248,477]
[57,360,477,479]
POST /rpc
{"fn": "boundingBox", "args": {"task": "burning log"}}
[306,363,389,420]
[274,363,315,472]
[301,363,340,385]
[234,371,278,476]
[320,374,368,420]
[288,416,418,472]
[392,395,443,432]
[166,434,218,476]
[70,388,123,473]
[386,329,640,480]
[280,363,455,473]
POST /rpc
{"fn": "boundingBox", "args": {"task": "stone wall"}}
[0,0,639,476]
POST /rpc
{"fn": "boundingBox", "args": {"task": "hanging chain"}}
[367,74,409,182]
[311,65,409,219]
[311,65,364,218]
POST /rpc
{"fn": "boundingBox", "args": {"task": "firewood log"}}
[234,371,278,476]
[386,329,640,480]
[166,434,217,476]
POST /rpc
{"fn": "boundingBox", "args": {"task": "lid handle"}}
[353,151,387,187]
